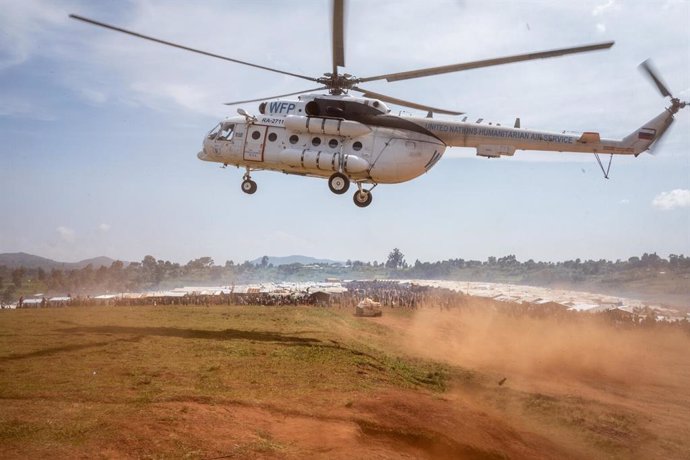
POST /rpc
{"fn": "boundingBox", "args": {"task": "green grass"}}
[0,305,451,457]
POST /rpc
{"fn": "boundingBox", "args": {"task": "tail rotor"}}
[639,59,688,114]
[638,59,688,154]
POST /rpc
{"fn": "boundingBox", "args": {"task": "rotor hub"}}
[670,97,688,114]
[317,73,359,94]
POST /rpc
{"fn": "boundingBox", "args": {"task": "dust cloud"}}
[392,306,689,390]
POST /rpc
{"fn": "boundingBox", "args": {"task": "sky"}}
[1,0,689,266]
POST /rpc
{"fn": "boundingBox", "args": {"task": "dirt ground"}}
[0,390,576,459]
[1,305,689,459]
[377,308,690,459]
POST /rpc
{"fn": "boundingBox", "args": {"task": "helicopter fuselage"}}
[198,95,450,190]
[199,114,445,185]
[198,94,671,206]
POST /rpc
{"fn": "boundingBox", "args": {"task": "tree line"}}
[1,250,689,303]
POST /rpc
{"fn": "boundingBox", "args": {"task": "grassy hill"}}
[0,252,116,270]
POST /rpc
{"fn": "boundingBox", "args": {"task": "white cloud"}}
[593,0,617,16]
[80,88,108,105]
[652,189,690,210]
[98,223,111,232]
[619,199,630,205]
[596,23,606,33]
[56,226,76,242]
[0,0,66,70]
[129,81,218,117]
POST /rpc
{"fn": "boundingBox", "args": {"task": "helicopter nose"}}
[198,139,210,159]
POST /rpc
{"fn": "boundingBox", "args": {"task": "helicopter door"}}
[243,126,268,162]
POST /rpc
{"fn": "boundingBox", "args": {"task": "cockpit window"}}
[207,123,221,140]
[218,123,235,141]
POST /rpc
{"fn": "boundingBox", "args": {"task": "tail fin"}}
[620,109,675,156]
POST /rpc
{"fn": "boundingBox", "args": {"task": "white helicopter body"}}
[197,93,676,206]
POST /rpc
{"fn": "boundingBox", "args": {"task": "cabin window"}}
[312,137,321,147]
[218,123,235,141]
[329,139,338,148]
[268,132,277,142]
[352,141,363,151]
[289,135,299,144]
[251,130,261,140]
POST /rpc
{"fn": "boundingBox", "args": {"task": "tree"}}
[11,268,25,288]
[142,255,157,271]
[2,285,16,304]
[386,248,406,270]
[260,255,269,268]
[49,269,64,290]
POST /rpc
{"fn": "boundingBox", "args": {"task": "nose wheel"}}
[328,172,350,195]
[241,170,257,194]
[353,189,373,208]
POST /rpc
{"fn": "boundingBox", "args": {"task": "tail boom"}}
[414,108,675,158]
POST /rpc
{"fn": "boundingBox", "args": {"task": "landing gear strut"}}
[328,172,350,195]
[353,183,375,208]
[241,169,257,195]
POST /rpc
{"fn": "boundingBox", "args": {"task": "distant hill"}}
[250,255,342,266]
[0,252,118,270]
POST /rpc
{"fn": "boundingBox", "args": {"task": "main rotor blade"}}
[359,41,615,83]
[639,59,673,98]
[352,86,463,115]
[69,14,318,83]
[224,87,328,105]
[332,0,345,76]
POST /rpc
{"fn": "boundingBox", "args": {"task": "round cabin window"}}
[352,141,363,151]
[251,130,261,140]
[289,135,299,144]
[328,139,338,148]
[312,137,321,147]
[268,132,277,142]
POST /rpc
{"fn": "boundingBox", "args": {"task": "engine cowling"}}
[284,115,371,138]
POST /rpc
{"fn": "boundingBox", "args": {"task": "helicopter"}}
[70,1,687,208]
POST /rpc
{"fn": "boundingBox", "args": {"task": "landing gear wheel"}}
[353,190,373,208]
[241,179,257,195]
[328,172,350,195]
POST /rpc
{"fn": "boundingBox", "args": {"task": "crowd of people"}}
[7,281,688,332]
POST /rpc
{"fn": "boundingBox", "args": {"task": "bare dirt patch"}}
[379,307,690,459]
